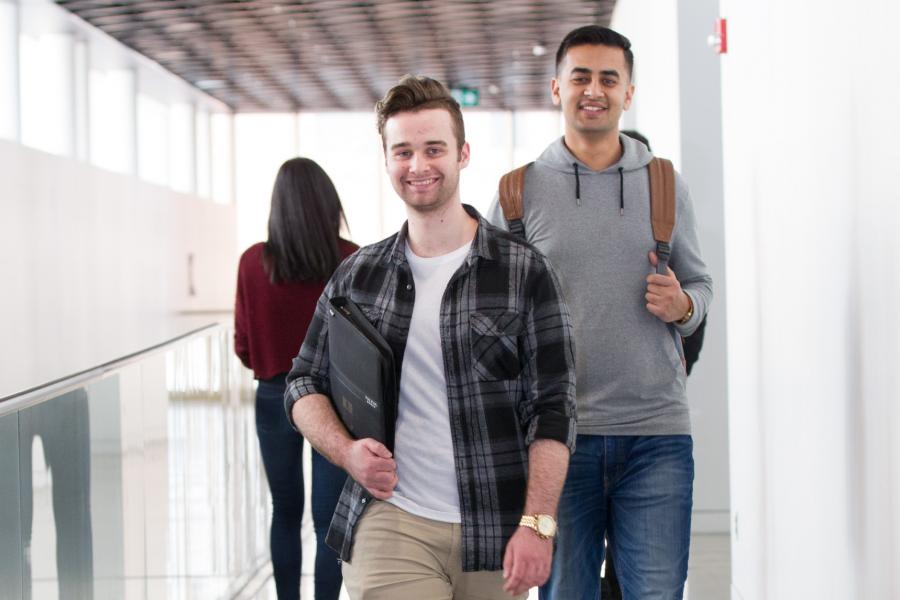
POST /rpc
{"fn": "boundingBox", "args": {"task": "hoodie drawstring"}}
[618,167,624,216]
[572,162,625,213]
[573,162,582,206]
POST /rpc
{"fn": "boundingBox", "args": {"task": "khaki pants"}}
[342,501,526,600]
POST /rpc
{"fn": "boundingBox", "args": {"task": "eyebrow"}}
[570,67,621,78]
[389,140,448,151]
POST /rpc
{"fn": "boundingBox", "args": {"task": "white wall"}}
[612,0,731,534]
[0,139,237,399]
[720,1,900,598]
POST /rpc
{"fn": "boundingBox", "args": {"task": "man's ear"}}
[458,142,470,169]
[623,82,635,111]
[550,78,561,106]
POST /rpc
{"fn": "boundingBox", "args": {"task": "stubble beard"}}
[402,172,460,215]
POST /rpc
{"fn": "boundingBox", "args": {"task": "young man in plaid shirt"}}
[284,75,577,599]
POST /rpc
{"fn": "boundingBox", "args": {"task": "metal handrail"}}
[0,322,225,418]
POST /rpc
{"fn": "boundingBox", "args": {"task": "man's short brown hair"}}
[375,74,466,153]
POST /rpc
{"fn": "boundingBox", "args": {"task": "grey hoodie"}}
[486,135,712,435]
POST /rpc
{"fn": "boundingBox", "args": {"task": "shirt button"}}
[361,498,367,504]
[406,284,412,290]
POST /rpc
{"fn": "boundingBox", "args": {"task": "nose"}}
[409,152,428,174]
[584,79,603,98]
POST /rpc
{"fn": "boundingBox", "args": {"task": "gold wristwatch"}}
[676,293,694,325]
[519,514,557,539]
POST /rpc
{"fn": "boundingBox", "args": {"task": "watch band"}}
[519,514,557,539]
[677,293,694,325]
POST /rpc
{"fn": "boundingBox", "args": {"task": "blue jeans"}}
[256,375,347,600]
[541,435,694,600]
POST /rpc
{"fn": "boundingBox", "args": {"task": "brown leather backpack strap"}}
[498,162,532,239]
[648,156,686,363]
[648,157,676,275]
[649,157,676,242]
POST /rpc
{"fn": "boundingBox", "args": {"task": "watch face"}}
[537,515,556,536]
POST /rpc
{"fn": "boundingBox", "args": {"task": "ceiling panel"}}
[55,0,616,111]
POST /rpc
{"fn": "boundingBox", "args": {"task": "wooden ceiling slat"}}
[54,0,616,111]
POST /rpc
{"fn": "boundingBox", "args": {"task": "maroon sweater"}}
[234,239,358,380]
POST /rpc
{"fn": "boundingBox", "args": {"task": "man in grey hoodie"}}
[487,25,713,600]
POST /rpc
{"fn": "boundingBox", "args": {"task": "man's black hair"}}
[621,129,650,152]
[555,25,634,80]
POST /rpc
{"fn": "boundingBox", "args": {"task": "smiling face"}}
[383,108,470,214]
[552,44,634,141]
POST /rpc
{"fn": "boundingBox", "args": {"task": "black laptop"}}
[327,296,398,451]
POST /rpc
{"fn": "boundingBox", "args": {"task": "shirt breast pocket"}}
[469,310,525,381]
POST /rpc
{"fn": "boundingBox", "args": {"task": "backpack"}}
[497,157,676,275]
[497,158,707,373]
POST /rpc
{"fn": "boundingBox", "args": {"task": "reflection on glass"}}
[4,327,265,599]
[0,412,23,599]
[19,387,93,600]
[163,329,268,597]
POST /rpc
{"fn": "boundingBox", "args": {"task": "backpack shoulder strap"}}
[648,157,676,274]
[648,156,687,364]
[498,162,533,239]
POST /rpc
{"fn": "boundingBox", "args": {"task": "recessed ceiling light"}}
[156,49,186,61]
[532,44,547,57]
[167,22,200,33]
[195,79,226,90]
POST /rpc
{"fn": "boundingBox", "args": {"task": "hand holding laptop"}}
[343,438,398,500]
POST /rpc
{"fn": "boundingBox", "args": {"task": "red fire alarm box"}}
[712,18,728,54]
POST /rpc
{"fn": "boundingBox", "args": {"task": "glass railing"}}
[0,324,268,599]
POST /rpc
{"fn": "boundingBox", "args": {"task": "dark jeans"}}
[256,374,346,600]
[541,435,694,600]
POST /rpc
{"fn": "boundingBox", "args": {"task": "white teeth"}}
[409,178,437,187]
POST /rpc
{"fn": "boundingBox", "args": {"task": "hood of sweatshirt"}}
[535,133,654,213]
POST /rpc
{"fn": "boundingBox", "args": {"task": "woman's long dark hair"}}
[264,157,348,283]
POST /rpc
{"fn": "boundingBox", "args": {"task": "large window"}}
[19,32,76,156]
[137,93,169,185]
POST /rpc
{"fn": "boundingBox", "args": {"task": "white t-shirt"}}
[387,240,470,523]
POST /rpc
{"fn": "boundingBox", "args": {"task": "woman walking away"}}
[235,157,358,600]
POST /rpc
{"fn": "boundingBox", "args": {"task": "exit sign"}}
[451,87,480,107]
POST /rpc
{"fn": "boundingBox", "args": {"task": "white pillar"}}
[0,0,19,142]
[675,0,730,534]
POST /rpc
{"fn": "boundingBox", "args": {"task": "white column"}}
[675,0,730,534]
[0,0,19,142]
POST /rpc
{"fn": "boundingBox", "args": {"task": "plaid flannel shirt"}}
[284,206,576,572]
